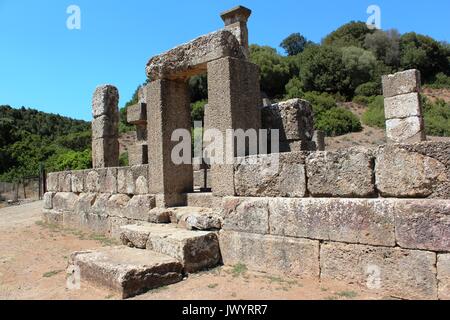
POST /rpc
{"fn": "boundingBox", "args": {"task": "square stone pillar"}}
[127,102,149,165]
[91,85,120,168]
[207,56,261,197]
[221,6,252,59]
[146,79,193,207]
[382,69,427,143]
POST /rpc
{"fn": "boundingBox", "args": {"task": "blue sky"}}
[1,0,449,121]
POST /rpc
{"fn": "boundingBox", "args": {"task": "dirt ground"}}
[0,201,386,300]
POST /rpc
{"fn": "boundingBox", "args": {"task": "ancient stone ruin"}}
[43,6,450,300]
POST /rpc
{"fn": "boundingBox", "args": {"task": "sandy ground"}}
[0,201,386,300]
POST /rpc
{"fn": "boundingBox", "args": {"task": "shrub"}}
[427,73,450,89]
[191,99,207,122]
[119,152,129,167]
[315,107,362,136]
[352,95,370,105]
[362,95,385,128]
[355,82,381,97]
[303,92,338,114]
[423,98,450,136]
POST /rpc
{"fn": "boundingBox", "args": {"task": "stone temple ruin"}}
[43,6,450,299]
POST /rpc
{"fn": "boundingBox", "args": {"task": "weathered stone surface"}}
[320,242,437,300]
[106,194,131,218]
[127,103,147,125]
[438,254,450,300]
[98,168,118,194]
[313,130,325,151]
[385,116,426,143]
[306,148,375,197]
[92,85,119,118]
[384,92,422,120]
[148,208,172,224]
[118,165,149,195]
[47,173,59,192]
[92,137,119,168]
[394,199,450,252]
[43,192,55,209]
[146,30,245,80]
[124,195,156,221]
[58,172,72,192]
[71,170,86,193]
[269,198,395,247]
[109,217,134,240]
[42,209,62,225]
[91,193,111,215]
[261,99,314,142]
[74,193,97,214]
[177,208,222,231]
[80,212,110,235]
[120,223,221,272]
[376,144,448,198]
[70,246,183,299]
[52,192,78,212]
[128,144,148,166]
[186,193,223,209]
[220,6,251,57]
[92,115,119,139]
[85,170,100,193]
[221,197,269,234]
[382,69,421,98]
[234,152,307,198]
[220,230,320,277]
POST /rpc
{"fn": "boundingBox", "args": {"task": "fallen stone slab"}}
[320,242,437,300]
[148,208,172,224]
[120,223,221,273]
[69,246,183,299]
[177,208,222,231]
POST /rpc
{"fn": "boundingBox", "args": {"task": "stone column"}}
[220,6,252,59]
[127,89,149,165]
[92,85,120,168]
[382,69,427,143]
[207,56,261,196]
[146,79,193,207]
[313,130,326,151]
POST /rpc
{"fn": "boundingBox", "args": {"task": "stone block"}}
[376,144,448,198]
[261,98,314,142]
[394,199,450,252]
[52,192,78,212]
[221,197,269,234]
[306,147,375,197]
[146,30,245,80]
[92,138,119,168]
[148,208,172,224]
[58,172,72,192]
[186,193,223,209]
[385,116,426,143]
[177,209,222,231]
[120,223,221,273]
[269,198,396,247]
[92,85,119,118]
[382,69,421,98]
[98,168,118,194]
[320,242,437,300]
[91,193,112,215]
[128,144,148,166]
[106,194,131,218]
[384,92,422,120]
[42,209,63,225]
[127,103,147,125]
[124,195,156,221]
[118,165,149,195]
[234,152,307,198]
[47,173,59,192]
[219,230,320,277]
[92,115,119,139]
[438,254,450,300]
[85,170,100,193]
[313,130,325,151]
[71,170,86,193]
[70,246,183,299]
[74,193,97,214]
[109,217,134,240]
[80,212,110,235]
[43,192,55,210]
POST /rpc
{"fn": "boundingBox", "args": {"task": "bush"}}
[427,73,450,89]
[315,107,362,136]
[46,149,92,172]
[352,95,370,105]
[284,77,304,99]
[355,82,381,97]
[362,95,385,128]
[191,99,207,122]
[119,152,129,167]
[303,92,338,115]
[423,98,450,136]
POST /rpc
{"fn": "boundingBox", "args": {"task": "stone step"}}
[185,192,223,208]
[69,246,183,299]
[169,206,222,231]
[119,223,221,273]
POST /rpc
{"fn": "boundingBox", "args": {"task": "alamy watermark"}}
[366,5,381,30]
[66,5,81,30]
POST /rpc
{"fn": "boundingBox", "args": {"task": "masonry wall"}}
[223,141,450,300]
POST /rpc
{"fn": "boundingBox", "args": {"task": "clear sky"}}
[1,0,449,121]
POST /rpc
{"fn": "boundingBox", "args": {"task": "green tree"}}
[315,107,362,136]
[364,29,400,67]
[341,46,378,93]
[323,21,374,48]
[280,33,310,56]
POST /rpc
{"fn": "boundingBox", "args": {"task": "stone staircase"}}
[69,205,222,299]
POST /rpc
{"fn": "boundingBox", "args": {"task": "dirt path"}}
[0,202,384,300]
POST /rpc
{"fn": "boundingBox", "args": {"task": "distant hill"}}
[0,105,91,182]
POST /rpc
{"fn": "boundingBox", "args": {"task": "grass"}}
[231,263,248,277]
[336,291,358,299]
[207,283,219,289]
[43,270,64,278]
